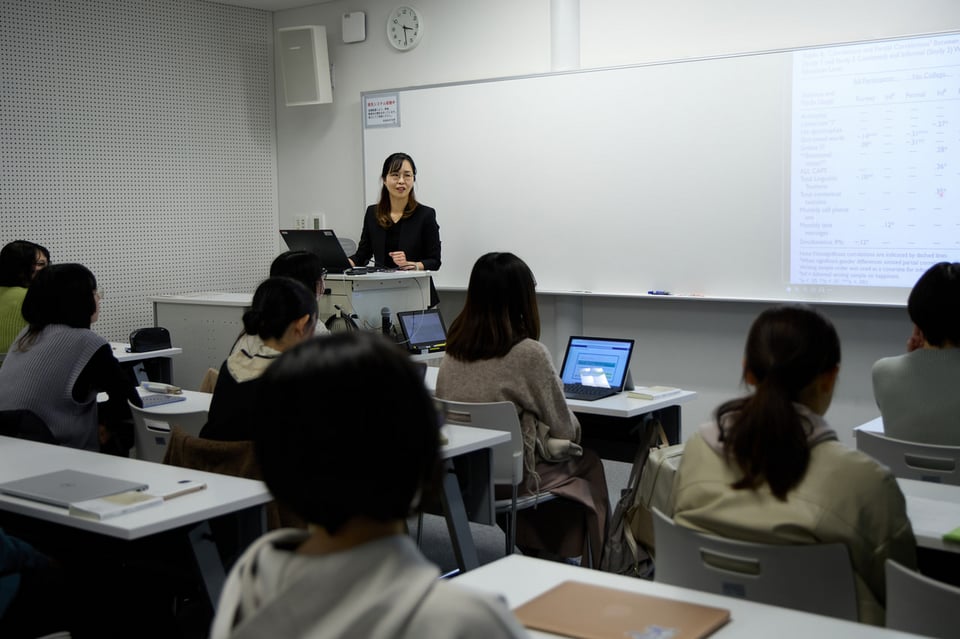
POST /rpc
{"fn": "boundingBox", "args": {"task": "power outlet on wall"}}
[294,215,309,230]
[311,213,325,230]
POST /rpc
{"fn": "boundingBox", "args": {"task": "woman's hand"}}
[389,251,418,270]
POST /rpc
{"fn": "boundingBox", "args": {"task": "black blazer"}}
[350,204,441,306]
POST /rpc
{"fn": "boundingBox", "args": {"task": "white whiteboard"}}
[362,32,960,305]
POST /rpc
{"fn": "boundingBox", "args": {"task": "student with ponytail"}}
[670,305,916,626]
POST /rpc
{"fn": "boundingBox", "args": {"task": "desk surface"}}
[453,555,920,638]
[423,366,696,418]
[442,424,510,459]
[0,436,270,540]
[110,342,183,363]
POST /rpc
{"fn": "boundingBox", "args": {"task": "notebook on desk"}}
[560,336,635,401]
[396,308,447,354]
[0,470,148,508]
[514,580,730,639]
[279,229,353,273]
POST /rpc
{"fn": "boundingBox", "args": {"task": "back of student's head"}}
[907,262,960,347]
[253,331,441,533]
[717,304,841,500]
[20,263,98,332]
[242,277,317,341]
[0,240,42,288]
[446,252,540,361]
[269,250,325,296]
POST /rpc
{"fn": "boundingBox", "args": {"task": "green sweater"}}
[0,286,27,354]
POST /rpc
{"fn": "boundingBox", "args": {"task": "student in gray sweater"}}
[872,262,960,444]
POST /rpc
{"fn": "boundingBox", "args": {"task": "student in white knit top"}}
[872,262,960,445]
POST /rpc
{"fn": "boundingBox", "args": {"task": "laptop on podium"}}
[560,336,635,401]
[279,229,353,273]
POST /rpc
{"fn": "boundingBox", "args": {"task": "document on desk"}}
[513,580,730,639]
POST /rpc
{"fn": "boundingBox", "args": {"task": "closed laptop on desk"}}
[0,469,148,508]
[514,580,730,639]
[560,336,635,401]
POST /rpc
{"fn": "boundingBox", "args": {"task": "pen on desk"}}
[648,290,671,295]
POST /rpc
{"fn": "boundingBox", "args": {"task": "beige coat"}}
[671,431,917,626]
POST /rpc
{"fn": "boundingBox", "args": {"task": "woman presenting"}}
[349,152,441,307]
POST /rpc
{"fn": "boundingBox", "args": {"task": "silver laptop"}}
[0,469,148,508]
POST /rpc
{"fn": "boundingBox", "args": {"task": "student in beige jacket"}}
[671,305,916,626]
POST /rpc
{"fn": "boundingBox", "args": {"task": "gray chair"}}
[857,429,960,484]
[886,559,960,638]
[130,401,208,463]
[652,508,858,620]
[435,399,559,557]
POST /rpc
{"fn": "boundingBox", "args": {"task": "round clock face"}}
[387,6,422,51]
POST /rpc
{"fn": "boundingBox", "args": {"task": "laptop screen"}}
[279,229,352,273]
[397,308,447,351]
[559,336,635,390]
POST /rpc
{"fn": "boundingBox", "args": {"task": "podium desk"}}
[453,555,920,639]
[321,271,432,330]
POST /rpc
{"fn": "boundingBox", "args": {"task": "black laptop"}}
[559,336,635,401]
[279,229,353,273]
[396,308,447,354]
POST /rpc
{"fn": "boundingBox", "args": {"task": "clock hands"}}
[402,25,412,45]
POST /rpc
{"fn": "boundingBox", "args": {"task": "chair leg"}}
[416,512,424,547]
[506,484,518,556]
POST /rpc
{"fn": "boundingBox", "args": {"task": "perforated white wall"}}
[0,0,277,341]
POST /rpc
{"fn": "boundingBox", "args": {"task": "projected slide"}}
[790,34,960,288]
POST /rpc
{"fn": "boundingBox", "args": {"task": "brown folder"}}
[513,580,730,639]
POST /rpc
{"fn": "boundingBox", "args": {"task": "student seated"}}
[200,277,317,441]
[209,332,528,639]
[0,240,49,355]
[436,252,609,563]
[872,262,960,444]
[0,263,140,451]
[670,305,916,625]
[269,250,330,335]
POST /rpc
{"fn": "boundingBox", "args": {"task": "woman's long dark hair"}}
[242,277,317,341]
[717,305,840,500]
[445,252,540,361]
[375,152,419,228]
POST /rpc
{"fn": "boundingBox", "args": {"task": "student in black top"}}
[0,263,140,452]
[200,277,317,441]
[349,152,442,307]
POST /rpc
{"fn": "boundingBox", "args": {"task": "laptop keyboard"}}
[563,384,618,401]
[140,393,187,408]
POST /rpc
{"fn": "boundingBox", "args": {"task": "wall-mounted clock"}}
[387,6,422,51]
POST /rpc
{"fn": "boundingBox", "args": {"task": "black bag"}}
[129,327,172,352]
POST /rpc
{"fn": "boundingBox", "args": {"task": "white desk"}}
[0,435,270,605]
[109,341,183,363]
[424,366,697,460]
[97,387,212,414]
[854,417,960,554]
[453,555,922,639]
[436,424,510,573]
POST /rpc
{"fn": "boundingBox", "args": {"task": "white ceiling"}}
[207,0,332,12]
